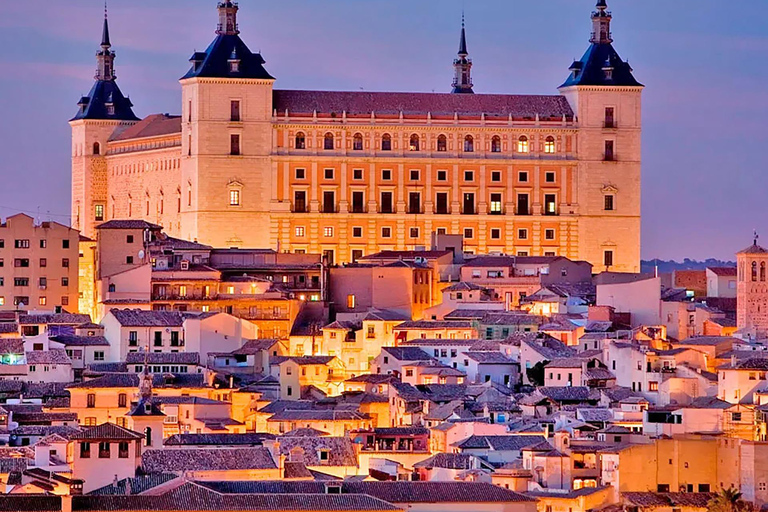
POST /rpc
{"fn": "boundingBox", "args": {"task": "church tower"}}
[179,1,275,247]
[451,15,474,94]
[70,6,139,239]
[737,236,768,339]
[559,0,643,273]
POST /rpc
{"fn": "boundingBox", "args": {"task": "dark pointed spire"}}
[451,13,474,94]
[101,3,111,48]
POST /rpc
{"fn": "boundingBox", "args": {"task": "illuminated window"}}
[295,227,305,237]
[94,205,104,221]
[295,132,306,149]
[649,381,659,391]
[490,193,502,214]
[39,297,46,306]
[324,227,334,237]
[179,285,187,297]
[229,189,240,206]
[201,305,210,312]
[517,136,529,153]
[347,294,356,309]
[409,134,420,151]
[544,136,556,154]
[491,136,501,153]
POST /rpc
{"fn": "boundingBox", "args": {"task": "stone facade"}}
[737,241,768,338]
[71,1,643,272]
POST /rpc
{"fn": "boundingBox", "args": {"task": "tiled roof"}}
[443,282,487,292]
[163,433,276,447]
[12,411,78,424]
[96,220,162,230]
[280,427,330,438]
[200,481,536,504]
[278,436,359,466]
[345,374,396,384]
[576,408,614,422]
[89,473,179,496]
[71,423,143,441]
[231,339,280,355]
[25,350,71,365]
[67,373,206,389]
[109,309,184,327]
[382,347,433,361]
[677,336,734,346]
[622,492,716,508]
[257,400,317,414]
[402,338,480,347]
[463,352,514,364]
[110,114,182,141]
[125,352,200,365]
[362,310,410,322]
[182,32,274,80]
[413,453,493,470]
[444,309,504,320]
[19,313,91,325]
[142,447,276,473]
[733,358,768,371]
[276,356,336,366]
[708,266,737,277]
[359,250,453,260]
[0,323,18,334]
[480,313,546,326]
[49,335,109,347]
[538,386,597,403]
[546,358,584,368]
[0,338,24,354]
[0,496,61,511]
[395,320,473,330]
[268,410,369,422]
[454,435,545,451]
[284,461,313,479]
[738,243,768,255]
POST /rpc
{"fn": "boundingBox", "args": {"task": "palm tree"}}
[707,487,756,512]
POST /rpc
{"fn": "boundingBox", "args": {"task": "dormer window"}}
[229,60,240,73]
[106,104,115,116]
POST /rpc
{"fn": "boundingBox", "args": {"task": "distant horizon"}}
[1,0,767,261]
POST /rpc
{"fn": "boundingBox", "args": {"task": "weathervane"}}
[755,230,760,246]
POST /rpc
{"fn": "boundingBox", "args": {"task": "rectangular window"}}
[490,193,502,214]
[490,228,501,240]
[604,140,615,161]
[94,204,104,222]
[39,258,46,268]
[381,227,392,238]
[463,193,475,215]
[118,393,127,408]
[230,134,240,155]
[545,171,556,183]
[99,442,111,459]
[545,229,556,240]
[229,189,241,206]
[436,193,449,214]
[294,191,307,213]
[14,259,29,268]
[382,169,392,181]
[409,227,419,239]
[118,441,129,459]
[410,170,420,181]
[605,107,615,128]
[605,195,615,211]
[352,227,363,238]
[322,191,335,213]
[351,249,363,263]
[324,227,334,237]
[517,194,529,215]
[40,239,47,248]
[408,192,421,214]
[14,240,30,249]
[464,228,474,240]
[464,170,474,182]
[230,100,241,122]
[80,442,91,459]
[38,297,46,306]
[170,331,180,347]
[62,258,70,268]
[604,250,614,267]
[437,170,447,181]
[154,331,162,347]
[491,171,502,182]
[347,294,356,309]
[351,191,365,213]
[380,192,393,214]
[353,169,363,180]
[87,394,96,408]
[128,331,138,346]
[518,229,528,240]
[295,168,306,179]
[14,278,29,287]
[518,171,528,183]
[324,168,334,180]
[544,194,557,215]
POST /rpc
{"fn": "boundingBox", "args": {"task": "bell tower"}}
[737,235,768,339]
[451,15,474,94]
[70,5,139,239]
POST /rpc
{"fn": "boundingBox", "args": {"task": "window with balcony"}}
[463,193,475,215]
[294,191,307,213]
[118,441,129,459]
[380,192,393,214]
[517,194,529,215]
[544,136,556,154]
[437,135,447,152]
[604,140,615,161]
[491,136,502,153]
[463,135,474,152]
[544,194,557,215]
[80,442,91,459]
[408,193,421,214]
[295,132,306,149]
[230,134,240,155]
[604,107,615,128]
[98,442,111,458]
[322,191,336,213]
[490,193,502,215]
[436,193,449,214]
[351,191,365,213]
[409,134,420,151]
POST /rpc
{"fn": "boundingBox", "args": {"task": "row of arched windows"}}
[752,261,767,282]
[294,132,557,154]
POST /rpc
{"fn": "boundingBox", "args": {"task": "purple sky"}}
[1,0,767,261]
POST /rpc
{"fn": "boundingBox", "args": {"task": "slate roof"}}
[72,77,139,121]
[463,352,514,364]
[274,91,572,119]
[163,433,276,447]
[67,373,206,389]
[19,313,91,325]
[413,453,493,470]
[560,35,642,88]
[395,320,473,330]
[96,219,163,230]
[110,114,182,142]
[182,31,274,80]
[141,447,276,473]
[125,352,200,365]
[109,309,184,327]
[622,492,716,508]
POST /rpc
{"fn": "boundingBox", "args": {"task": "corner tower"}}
[451,15,474,94]
[180,1,275,247]
[737,237,768,339]
[70,6,139,239]
[559,0,643,273]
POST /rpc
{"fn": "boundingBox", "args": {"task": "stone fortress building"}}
[70,0,642,271]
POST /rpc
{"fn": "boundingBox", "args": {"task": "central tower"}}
[180,1,276,247]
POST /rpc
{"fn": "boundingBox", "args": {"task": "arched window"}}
[491,136,501,153]
[518,136,529,153]
[324,132,334,150]
[761,262,766,282]
[144,427,152,447]
[437,135,447,152]
[108,284,116,293]
[93,142,100,155]
[353,133,363,151]
[752,261,758,282]
[409,134,420,152]
[464,135,474,153]
[295,132,306,150]
[381,134,392,151]
[544,136,556,154]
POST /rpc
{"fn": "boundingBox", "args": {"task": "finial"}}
[101,2,111,48]
[755,230,760,246]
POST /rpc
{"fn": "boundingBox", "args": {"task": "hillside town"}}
[0,1,762,512]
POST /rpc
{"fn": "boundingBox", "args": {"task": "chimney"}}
[731,354,737,367]
[263,439,282,470]
[61,496,73,512]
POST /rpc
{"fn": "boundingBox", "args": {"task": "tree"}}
[526,361,548,387]
[707,487,757,512]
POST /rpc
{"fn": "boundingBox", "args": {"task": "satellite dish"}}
[138,250,145,259]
